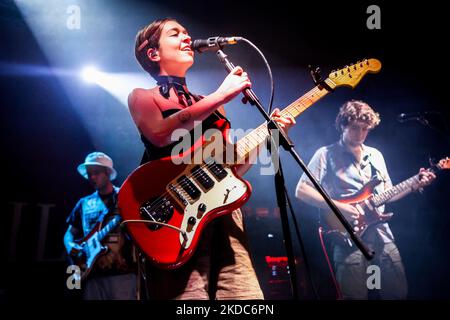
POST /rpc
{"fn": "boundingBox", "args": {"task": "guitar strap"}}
[96,188,119,226]
[365,154,389,187]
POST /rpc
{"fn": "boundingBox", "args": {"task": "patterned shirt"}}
[67,186,120,236]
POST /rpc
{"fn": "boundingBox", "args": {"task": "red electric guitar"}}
[322,157,449,237]
[118,59,382,269]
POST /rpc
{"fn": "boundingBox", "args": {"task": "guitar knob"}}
[197,203,207,219]
[188,217,196,226]
[198,203,207,213]
[354,226,360,232]
[353,220,359,225]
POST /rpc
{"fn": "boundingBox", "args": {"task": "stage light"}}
[81,66,102,83]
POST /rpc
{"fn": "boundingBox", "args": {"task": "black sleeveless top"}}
[140,108,230,164]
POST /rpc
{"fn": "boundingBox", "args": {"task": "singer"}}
[128,18,293,300]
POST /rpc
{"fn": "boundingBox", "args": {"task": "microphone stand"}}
[215,49,375,299]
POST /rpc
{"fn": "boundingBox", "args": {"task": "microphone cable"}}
[239,38,275,114]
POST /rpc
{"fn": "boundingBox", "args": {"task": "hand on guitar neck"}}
[388,167,437,203]
[68,242,83,257]
[270,108,296,132]
[415,167,436,190]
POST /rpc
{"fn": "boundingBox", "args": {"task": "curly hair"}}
[134,18,177,79]
[335,100,381,132]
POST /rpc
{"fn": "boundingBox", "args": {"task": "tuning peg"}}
[308,64,323,85]
[429,157,435,166]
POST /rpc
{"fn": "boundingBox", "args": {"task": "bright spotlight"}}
[81,66,102,83]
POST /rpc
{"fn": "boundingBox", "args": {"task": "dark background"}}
[1,0,449,300]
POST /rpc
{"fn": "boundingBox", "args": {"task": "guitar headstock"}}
[436,157,450,170]
[328,59,382,89]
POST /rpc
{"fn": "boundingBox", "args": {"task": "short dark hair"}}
[335,100,381,132]
[134,18,177,79]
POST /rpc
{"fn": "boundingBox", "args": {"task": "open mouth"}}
[181,46,193,52]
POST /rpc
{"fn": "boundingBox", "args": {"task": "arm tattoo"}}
[178,110,192,123]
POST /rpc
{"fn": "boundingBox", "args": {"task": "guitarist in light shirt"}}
[295,100,436,299]
[64,152,137,300]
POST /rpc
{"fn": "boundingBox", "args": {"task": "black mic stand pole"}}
[215,49,375,298]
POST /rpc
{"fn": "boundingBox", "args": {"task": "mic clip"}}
[308,65,334,92]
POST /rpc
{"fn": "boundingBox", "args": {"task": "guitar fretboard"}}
[235,79,334,162]
[372,174,421,207]
[97,216,121,241]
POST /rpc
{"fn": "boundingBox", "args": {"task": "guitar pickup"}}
[176,175,201,201]
[206,160,228,181]
[190,165,215,190]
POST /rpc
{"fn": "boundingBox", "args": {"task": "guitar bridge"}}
[140,196,175,231]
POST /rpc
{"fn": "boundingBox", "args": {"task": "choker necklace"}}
[156,75,186,86]
[155,75,189,100]
[155,75,202,106]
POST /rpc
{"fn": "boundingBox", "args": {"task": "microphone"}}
[397,111,440,123]
[191,36,242,53]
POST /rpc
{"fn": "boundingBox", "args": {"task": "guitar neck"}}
[97,216,121,241]
[235,79,335,162]
[371,164,442,207]
[371,174,421,207]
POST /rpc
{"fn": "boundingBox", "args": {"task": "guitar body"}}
[118,158,251,269]
[70,222,108,281]
[321,178,393,237]
[118,114,251,270]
